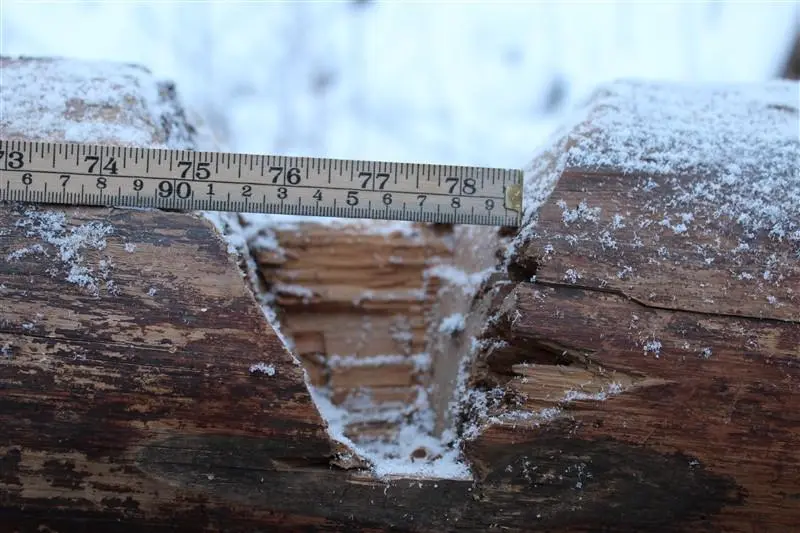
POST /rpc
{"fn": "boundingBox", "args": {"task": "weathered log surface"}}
[2,203,655,533]
[462,80,800,532]
[0,205,345,528]
[2,57,799,533]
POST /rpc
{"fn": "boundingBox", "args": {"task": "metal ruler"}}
[0,140,523,227]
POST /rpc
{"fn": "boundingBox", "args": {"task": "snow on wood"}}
[0,57,194,149]
[1,57,197,295]
[438,312,465,335]
[424,264,495,296]
[241,216,481,478]
[5,55,799,530]
[518,80,799,246]
[453,80,800,532]
[511,79,799,321]
[7,208,115,295]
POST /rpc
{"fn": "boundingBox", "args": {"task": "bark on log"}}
[1,58,798,533]
[458,80,800,532]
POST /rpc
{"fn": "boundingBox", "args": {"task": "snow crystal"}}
[557,199,600,225]
[563,268,580,284]
[643,339,663,358]
[617,265,634,279]
[598,230,617,250]
[124,243,137,253]
[327,353,431,374]
[249,362,276,376]
[425,265,493,295]
[562,382,623,403]
[10,208,115,294]
[438,313,466,335]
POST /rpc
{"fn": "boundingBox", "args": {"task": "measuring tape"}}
[0,140,523,227]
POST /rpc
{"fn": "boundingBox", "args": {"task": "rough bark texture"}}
[460,82,800,532]
[1,57,798,533]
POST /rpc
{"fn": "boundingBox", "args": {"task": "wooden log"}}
[2,57,799,532]
[459,79,800,532]
[0,56,495,532]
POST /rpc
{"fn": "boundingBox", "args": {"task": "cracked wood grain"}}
[463,163,800,531]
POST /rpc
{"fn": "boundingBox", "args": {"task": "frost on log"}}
[1,57,799,533]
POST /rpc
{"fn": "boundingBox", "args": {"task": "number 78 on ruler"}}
[0,140,524,227]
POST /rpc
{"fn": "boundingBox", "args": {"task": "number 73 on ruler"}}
[0,140,523,227]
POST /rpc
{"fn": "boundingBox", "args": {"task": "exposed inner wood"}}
[249,221,458,444]
[248,219,518,446]
[423,225,508,435]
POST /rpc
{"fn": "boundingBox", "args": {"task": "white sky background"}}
[0,1,796,169]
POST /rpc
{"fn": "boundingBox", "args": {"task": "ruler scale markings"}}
[0,140,521,227]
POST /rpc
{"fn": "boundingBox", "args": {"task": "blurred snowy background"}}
[1,1,797,169]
